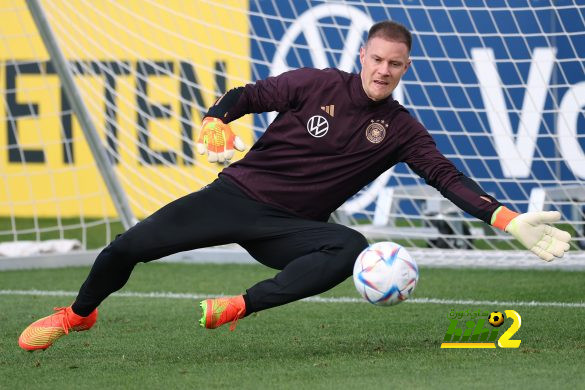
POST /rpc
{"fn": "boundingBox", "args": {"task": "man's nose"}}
[378,64,391,76]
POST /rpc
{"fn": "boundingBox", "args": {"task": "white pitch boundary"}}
[2,246,585,271]
[1,289,584,309]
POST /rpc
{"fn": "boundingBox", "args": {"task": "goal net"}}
[1,0,584,266]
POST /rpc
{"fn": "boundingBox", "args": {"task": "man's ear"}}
[359,46,366,66]
[403,58,412,75]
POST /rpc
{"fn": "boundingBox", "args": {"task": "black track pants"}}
[72,177,368,316]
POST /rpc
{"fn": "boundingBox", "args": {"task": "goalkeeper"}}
[19,20,571,351]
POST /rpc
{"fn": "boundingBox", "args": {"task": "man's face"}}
[359,36,411,101]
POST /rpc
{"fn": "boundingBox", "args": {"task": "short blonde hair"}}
[366,21,412,52]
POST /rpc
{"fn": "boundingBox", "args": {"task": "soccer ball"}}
[353,242,419,306]
[488,311,505,327]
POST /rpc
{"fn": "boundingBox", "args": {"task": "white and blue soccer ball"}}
[353,241,419,306]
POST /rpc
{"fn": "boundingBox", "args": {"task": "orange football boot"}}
[199,295,246,331]
[18,306,98,351]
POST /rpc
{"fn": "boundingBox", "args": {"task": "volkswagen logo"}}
[307,115,329,137]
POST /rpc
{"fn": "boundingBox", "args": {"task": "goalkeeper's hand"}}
[504,211,571,262]
[196,117,246,163]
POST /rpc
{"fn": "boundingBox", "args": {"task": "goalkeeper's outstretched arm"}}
[398,117,572,262]
[491,207,571,262]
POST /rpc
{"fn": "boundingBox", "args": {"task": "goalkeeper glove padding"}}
[492,206,571,262]
[196,117,246,163]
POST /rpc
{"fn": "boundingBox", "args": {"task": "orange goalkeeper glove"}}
[196,117,246,163]
[492,207,571,262]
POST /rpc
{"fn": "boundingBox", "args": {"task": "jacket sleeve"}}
[397,113,501,224]
[205,68,321,123]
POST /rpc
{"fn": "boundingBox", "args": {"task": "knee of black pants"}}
[97,232,143,269]
[332,227,369,275]
[340,227,369,255]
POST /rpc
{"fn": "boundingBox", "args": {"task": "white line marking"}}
[1,289,584,308]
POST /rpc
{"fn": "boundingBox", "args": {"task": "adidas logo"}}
[321,105,335,117]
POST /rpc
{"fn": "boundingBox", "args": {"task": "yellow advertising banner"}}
[0,0,252,218]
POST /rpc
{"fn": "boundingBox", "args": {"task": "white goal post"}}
[1,0,584,267]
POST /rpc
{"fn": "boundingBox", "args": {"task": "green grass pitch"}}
[1,263,584,389]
